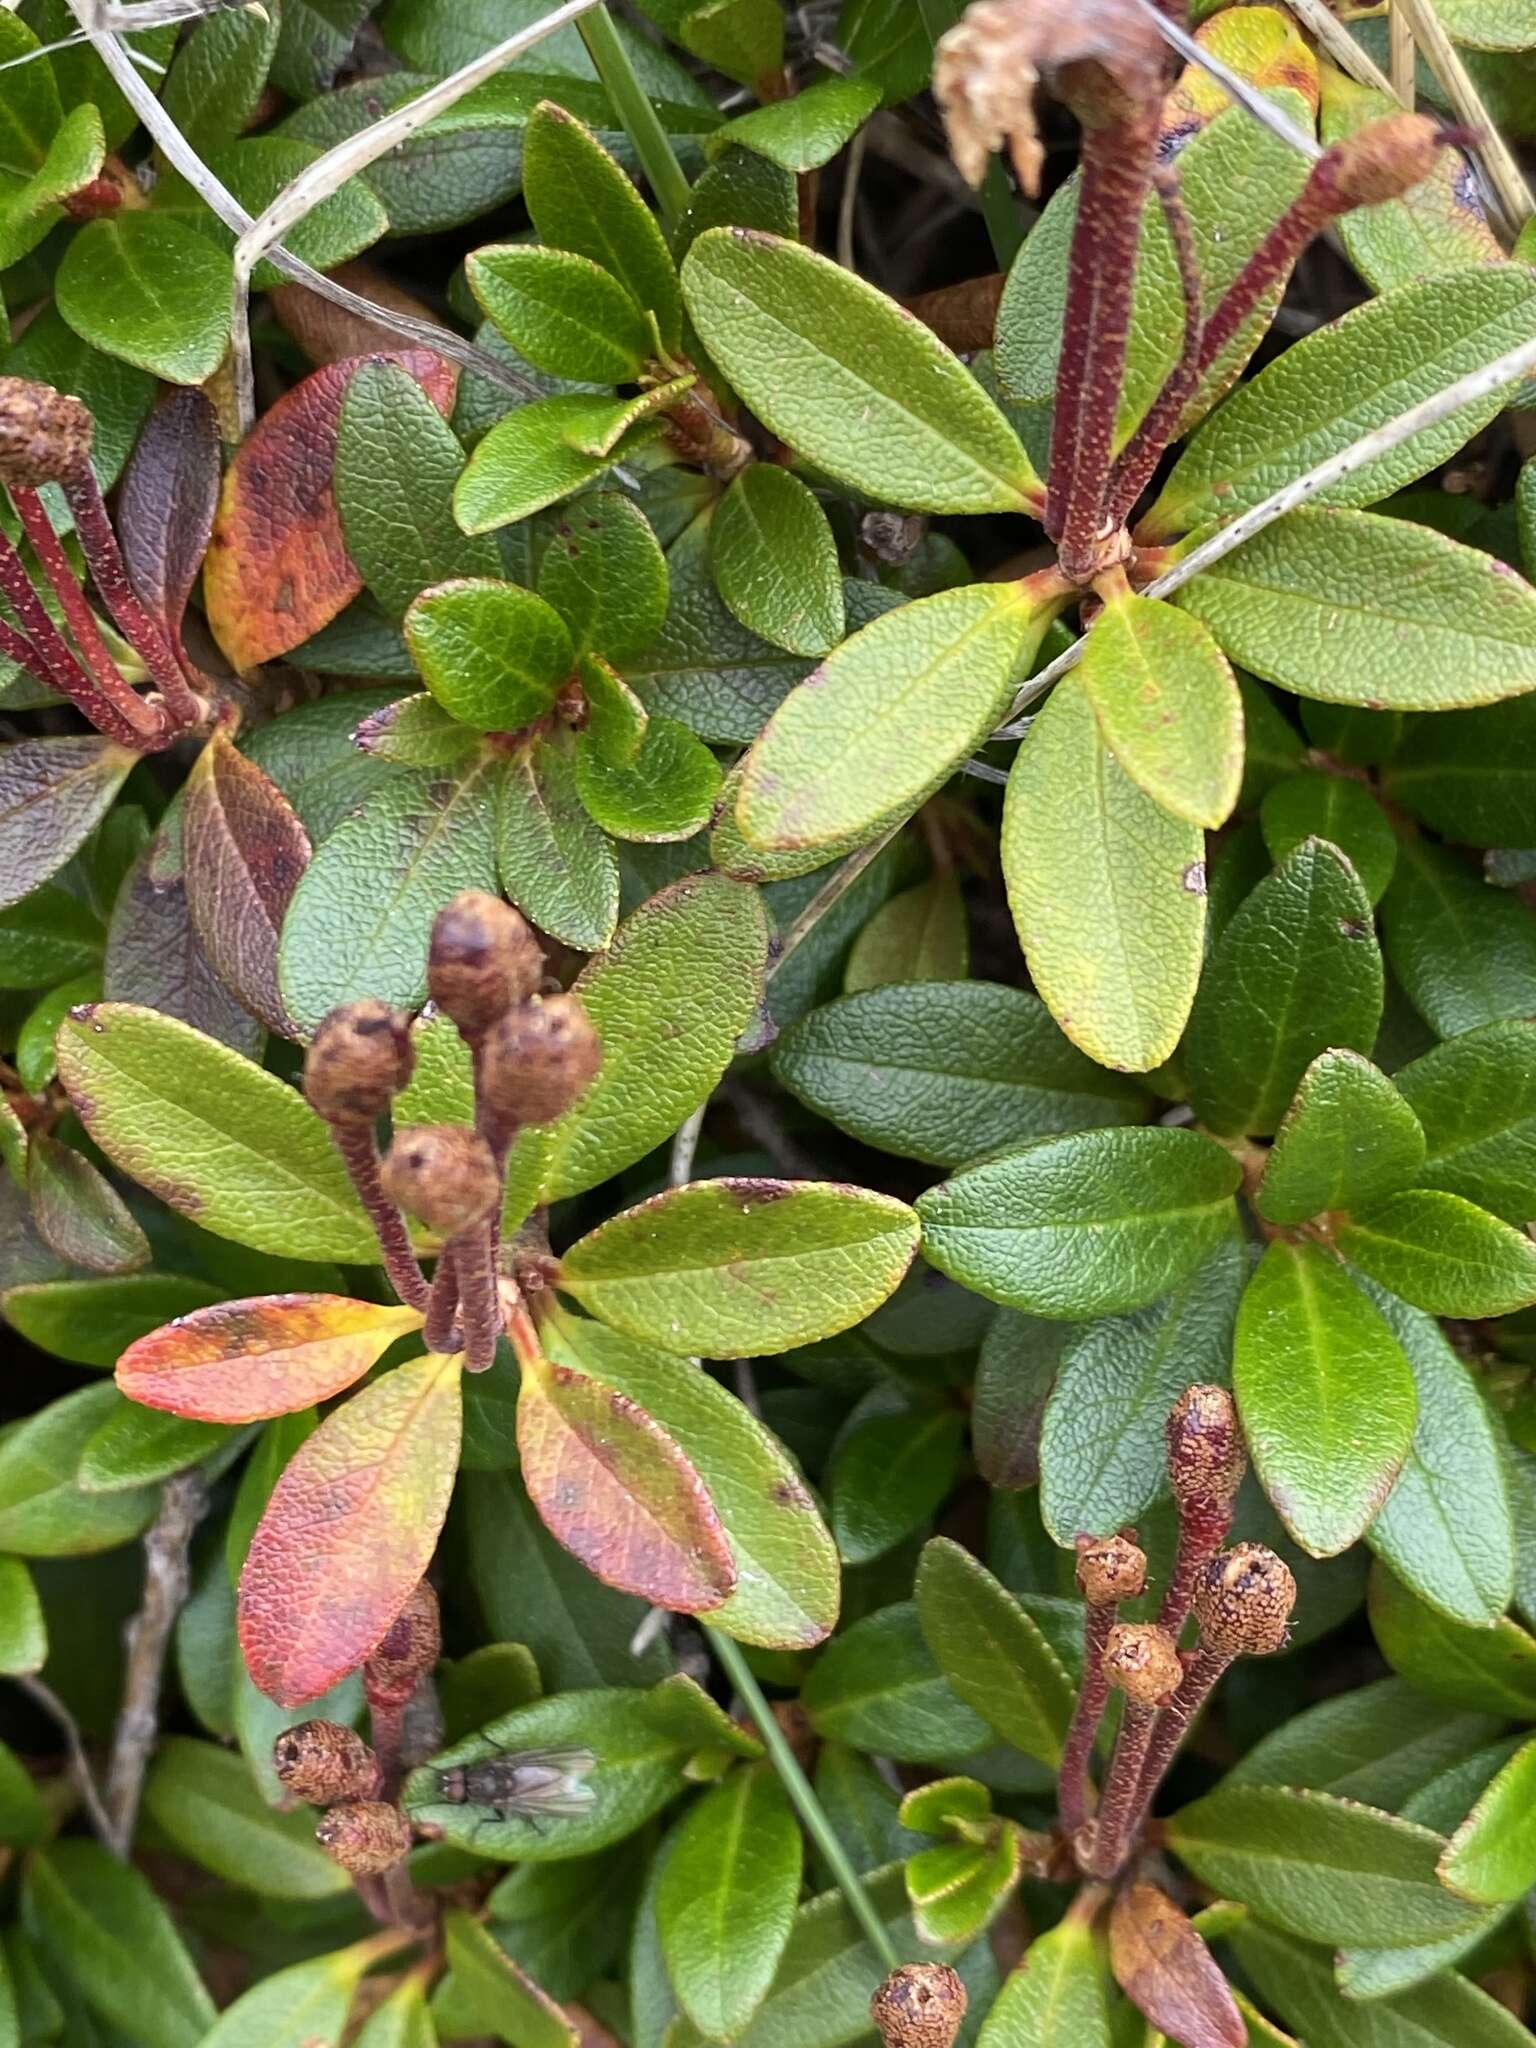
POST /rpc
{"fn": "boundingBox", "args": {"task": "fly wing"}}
[501,1746,598,1816]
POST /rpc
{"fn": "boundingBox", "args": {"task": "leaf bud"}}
[1103,1622,1183,1707]
[379,1125,500,1237]
[1322,113,1445,211]
[1166,1384,1246,1510]
[363,1580,441,1709]
[1194,1543,1297,1659]
[314,1798,412,1875]
[272,1719,382,1804]
[303,1000,414,1126]
[479,993,602,1127]
[1076,1532,1147,1606]
[0,376,93,486]
[870,1962,968,2048]
[428,890,544,1037]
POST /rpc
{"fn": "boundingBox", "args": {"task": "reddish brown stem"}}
[1084,1701,1160,1879]
[330,1124,431,1313]
[60,468,203,729]
[453,1221,501,1372]
[1047,104,1160,582]
[1159,1497,1234,1640]
[0,526,158,749]
[1058,1604,1114,1838]
[423,1248,461,1354]
[1130,1646,1231,1823]
[1104,164,1204,528]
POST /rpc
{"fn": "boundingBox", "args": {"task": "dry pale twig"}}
[1392,0,1531,234]
[1283,0,1400,99]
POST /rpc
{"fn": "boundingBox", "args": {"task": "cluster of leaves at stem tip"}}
[5,0,1536,2040]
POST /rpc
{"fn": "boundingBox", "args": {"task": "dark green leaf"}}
[1383,696,1536,846]
[77,1401,230,1493]
[1370,1561,1536,1715]
[537,491,669,662]
[1260,771,1397,904]
[915,1538,1075,1767]
[56,214,232,385]
[711,463,844,657]
[830,1399,965,1564]
[405,579,573,731]
[443,1910,577,2048]
[1257,1050,1426,1225]
[1394,1020,1536,1225]
[498,738,619,952]
[142,1736,349,1900]
[1382,839,1536,1036]
[0,1381,157,1555]
[2,1272,225,1370]
[0,1557,44,1674]
[1336,1189,1536,1317]
[802,1602,992,1763]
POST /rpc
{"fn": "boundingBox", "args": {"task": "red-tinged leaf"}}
[0,736,137,911]
[105,837,265,1059]
[182,733,311,1037]
[117,387,220,654]
[517,1354,737,1614]
[202,350,457,671]
[117,1294,423,1422]
[1109,1883,1246,2048]
[28,1131,150,1275]
[237,1351,462,1706]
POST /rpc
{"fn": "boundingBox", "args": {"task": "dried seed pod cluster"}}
[1075,1532,1147,1607]
[1194,1542,1298,1660]
[380,1124,502,1238]
[303,1000,415,1126]
[1102,1622,1183,1707]
[272,1719,383,1805]
[0,376,92,487]
[426,889,544,1039]
[870,1963,968,2048]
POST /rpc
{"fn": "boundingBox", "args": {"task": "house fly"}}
[433,1745,597,1837]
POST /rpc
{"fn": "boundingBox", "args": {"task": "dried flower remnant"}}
[315,1798,414,1875]
[303,1001,415,1127]
[381,1126,502,1241]
[1059,1531,1149,1835]
[870,1962,968,2048]
[427,890,544,1040]
[363,1581,443,1713]
[273,1720,383,1805]
[480,994,604,1129]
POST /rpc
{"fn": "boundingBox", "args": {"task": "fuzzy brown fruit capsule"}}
[870,1962,967,2048]
[1076,1532,1147,1607]
[380,1125,500,1237]
[428,890,544,1037]
[314,1798,412,1875]
[304,1000,414,1126]
[1103,1622,1183,1706]
[1194,1543,1297,1659]
[364,1580,441,1709]
[272,1719,382,1805]
[1166,1384,1246,1510]
[1324,113,1444,210]
[480,993,602,1128]
[0,376,93,486]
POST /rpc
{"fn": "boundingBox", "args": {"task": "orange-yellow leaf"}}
[1109,1883,1245,2048]
[203,350,457,671]
[238,1351,462,1706]
[517,1355,736,1613]
[117,1293,423,1423]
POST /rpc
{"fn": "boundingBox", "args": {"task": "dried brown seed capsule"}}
[1102,1622,1183,1707]
[314,1798,412,1875]
[1166,1384,1246,1509]
[870,1962,967,2048]
[428,890,544,1037]
[364,1580,442,1710]
[479,993,602,1127]
[1325,112,1444,210]
[379,1125,500,1237]
[1076,1533,1147,1607]
[1194,1543,1297,1659]
[0,376,93,486]
[272,1719,382,1804]
[303,1000,414,1126]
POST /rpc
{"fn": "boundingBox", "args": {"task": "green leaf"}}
[1335,1189,1536,1317]
[1038,1234,1246,1544]
[405,579,573,731]
[55,213,233,385]
[772,981,1146,1168]
[454,392,670,534]
[1438,1732,1536,1905]
[843,873,967,991]
[1185,838,1383,1137]
[917,1127,1241,1319]
[681,229,1042,513]
[802,1602,992,1762]
[738,582,1055,850]
[915,1538,1075,1767]
[1381,839,1536,1037]
[0,1558,44,1675]
[16,970,100,1095]
[524,101,682,351]
[1394,1020,1536,1225]
[335,362,500,619]
[1176,508,1536,710]
[1260,771,1398,905]
[1361,1279,1515,1626]
[1078,593,1242,828]
[0,886,101,988]
[193,1946,378,2048]
[712,74,880,171]
[1257,1050,1426,1225]
[0,102,105,272]
[0,1381,156,1556]
[0,10,59,176]
[498,738,619,951]
[1382,696,1536,847]
[277,755,501,1033]
[573,679,721,841]
[159,0,277,151]
[560,1177,918,1356]
[504,872,768,1202]
[142,1737,349,1900]
[544,1311,840,1650]
[1229,1675,1505,1807]
[1,1271,224,1370]
[906,1823,1025,1947]
[356,694,481,770]
[77,1401,230,1493]
[23,1839,215,2047]
[443,1910,577,2048]
[1234,1238,1417,1557]
[28,1133,149,1276]
[56,1004,378,1261]
[0,1740,47,1848]
[1002,675,1206,1073]
[1147,270,1536,537]
[537,491,669,662]
[1166,1783,1489,1949]
[155,136,386,289]
[976,1918,1112,2047]
[354,1975,436,2048]
[1372,1561,1536,1716]
[469,243,654,384]
[657,1764,801,2040]
[830,1399,965,1565]
[0,737,135,912]
[711,464,844,658]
